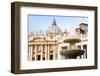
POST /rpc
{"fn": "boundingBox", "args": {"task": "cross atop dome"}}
[52,18,57,25]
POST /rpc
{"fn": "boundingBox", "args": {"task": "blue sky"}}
[28,15,88,33]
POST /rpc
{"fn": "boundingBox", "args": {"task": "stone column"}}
[83,45,87,59]
[53,45,56,60]
[35,45,37,61]
[55,45,58,60]
[47,45,49,60]
[45,45,47,60]
[41,45,43,60]
[80,34,83,59]
[81,45,84,59]
[30,45,33,61]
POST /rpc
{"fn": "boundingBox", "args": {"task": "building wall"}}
[28,22,88,61]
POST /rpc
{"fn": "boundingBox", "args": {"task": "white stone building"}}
[28,19,88,61]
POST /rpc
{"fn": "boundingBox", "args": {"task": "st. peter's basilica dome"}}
[46,19,62,34]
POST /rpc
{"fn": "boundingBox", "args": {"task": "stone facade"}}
[28,19,88,61]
